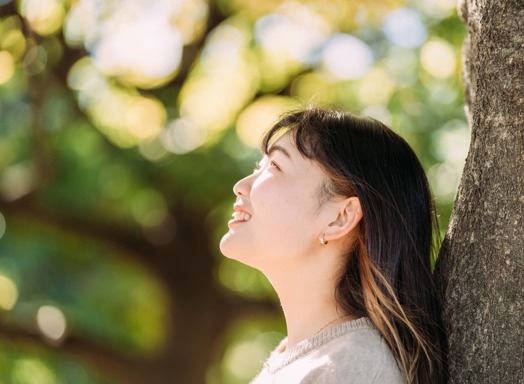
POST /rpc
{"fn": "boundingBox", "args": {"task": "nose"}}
[233,173,254,197]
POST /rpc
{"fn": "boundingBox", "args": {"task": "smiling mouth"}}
[231,211,252,222]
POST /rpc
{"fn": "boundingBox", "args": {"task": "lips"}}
[230,204,252,224]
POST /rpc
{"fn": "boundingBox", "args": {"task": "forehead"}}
[268,132,295,153]
[270,133,325,174]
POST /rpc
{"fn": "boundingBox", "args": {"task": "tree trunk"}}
[435,0,524,383]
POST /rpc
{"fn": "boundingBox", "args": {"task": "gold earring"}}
[320,234,328,245]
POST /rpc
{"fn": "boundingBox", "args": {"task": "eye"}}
[269,160,280,170]
[253,159,280,173]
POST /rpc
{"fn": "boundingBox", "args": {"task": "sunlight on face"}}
[220,134,331,271]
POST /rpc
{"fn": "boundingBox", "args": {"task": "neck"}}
[264,255,353,348]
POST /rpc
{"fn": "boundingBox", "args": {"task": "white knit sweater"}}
[250,317,405,384]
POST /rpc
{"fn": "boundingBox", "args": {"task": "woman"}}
[220,107,445,383]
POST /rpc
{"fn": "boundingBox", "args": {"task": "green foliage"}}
[0,343,111,384]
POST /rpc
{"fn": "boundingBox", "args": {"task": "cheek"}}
[251,181,293,220]
[253,185,317,236]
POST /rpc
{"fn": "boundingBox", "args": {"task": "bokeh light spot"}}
[218,260,258,294]
[320,34,373,80]
[0,274,18,310]
[383,9,427,48]
[20,0,65,36]
[356,67,395,105]
[90,1,184,87]
[12,358,56,384]
[201,24,250,78]
[428,120,469,202]
[138,137,169,162]
[0,163,35,201]
[421,40,456,78]
[432,120,470,163]
[68,58,167,147]
[254,8,328,64]
[161,118,207,154]
[170,0,209,44]
[221,322,284,383]
[124,97,166,141]
[0,51,16,85]
[179,23,258,135]
[224,339,270,380]
[22,44,47,76]
[67,57,100,91]
[428,162,463,201]
[236,96,300,148]
[0,21,27,60]
[36,305,67,341]
[63,0,94,47]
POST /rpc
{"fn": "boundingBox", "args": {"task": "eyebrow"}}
[267,144,291,159]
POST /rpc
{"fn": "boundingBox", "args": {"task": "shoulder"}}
[301,320,405,384]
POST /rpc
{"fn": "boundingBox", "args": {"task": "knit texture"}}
[250,317,405,384]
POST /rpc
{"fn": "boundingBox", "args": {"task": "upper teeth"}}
[232,211,252,221]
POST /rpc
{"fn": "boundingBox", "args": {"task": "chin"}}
[219,233,260,269]
[219,232,241,261]
[219,233,231,256]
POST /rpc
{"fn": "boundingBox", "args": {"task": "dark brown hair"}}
[262,107,446,384]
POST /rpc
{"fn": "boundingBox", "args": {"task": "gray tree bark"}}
[435,0,524,383]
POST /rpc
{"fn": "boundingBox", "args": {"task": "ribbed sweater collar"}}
[264,317,374,374]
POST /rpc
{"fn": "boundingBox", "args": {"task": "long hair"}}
[261,107,446,384]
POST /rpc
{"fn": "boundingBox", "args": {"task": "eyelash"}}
[254,160,280,172]
[269,161,279,170]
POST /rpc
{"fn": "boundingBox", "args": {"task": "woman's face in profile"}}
[220,133,334,271]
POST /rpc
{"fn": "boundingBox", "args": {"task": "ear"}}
[322,197,362,243]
